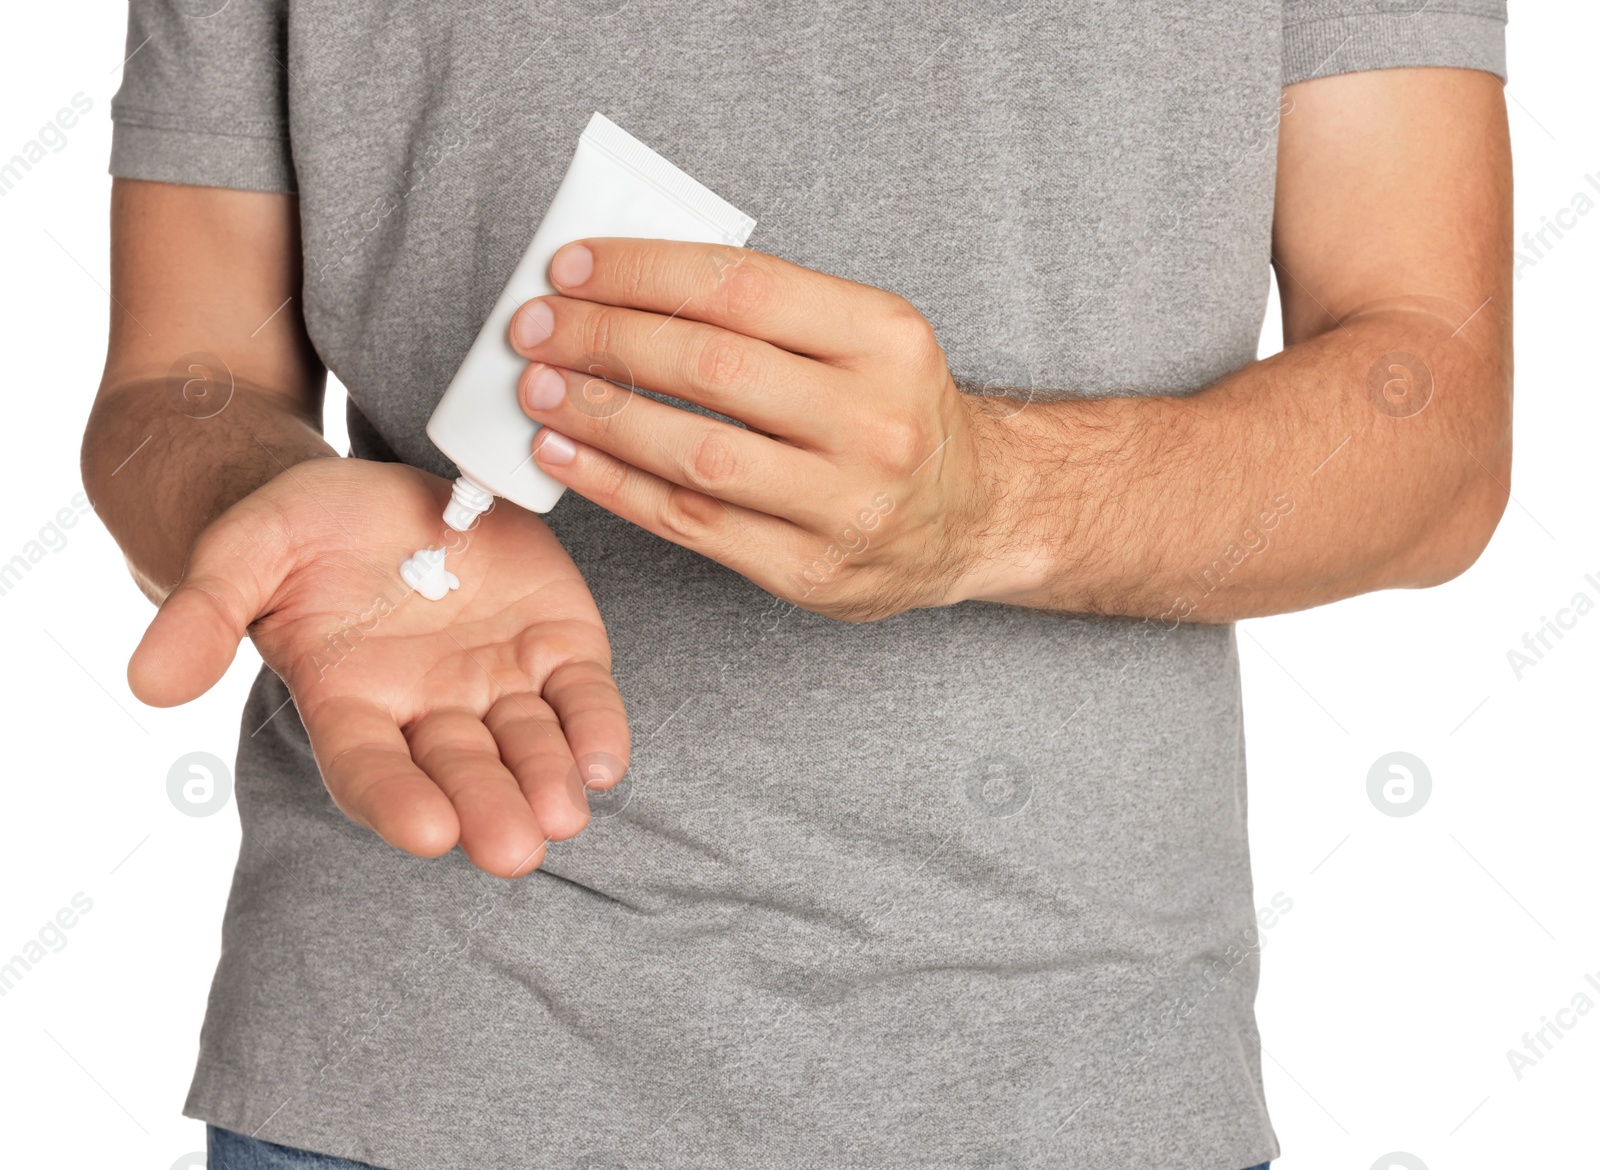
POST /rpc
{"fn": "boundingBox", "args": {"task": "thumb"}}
[128,532,278,708]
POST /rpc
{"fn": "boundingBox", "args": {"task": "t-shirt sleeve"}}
[109,0,296,193]
[1281,1,1508,87]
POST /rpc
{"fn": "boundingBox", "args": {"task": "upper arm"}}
[100,0,315,413]
[100,178,325,421]
[1271,67,1512,346]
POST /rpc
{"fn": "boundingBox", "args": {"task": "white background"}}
[0,5,1594,1168]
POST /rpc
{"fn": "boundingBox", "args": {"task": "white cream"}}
[399,547,460,602]
[425,112,757,530]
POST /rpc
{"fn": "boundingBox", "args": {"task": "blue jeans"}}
[210,1125,1270,1168]
[209,1127,383,1168]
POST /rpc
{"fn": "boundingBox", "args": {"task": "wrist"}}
[944,394,1065,608]
[946,392,1185,615]
[85,382,336,599]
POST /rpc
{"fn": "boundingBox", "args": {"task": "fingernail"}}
[521,365,566,411]
[550,244,594,289]
[512,300,554,349]
[535,429,577,465]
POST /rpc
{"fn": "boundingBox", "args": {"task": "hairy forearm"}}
[87,181,334,603]
[965,300,1511,621]
[82,381,333,601]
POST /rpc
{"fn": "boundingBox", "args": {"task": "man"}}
[84,0,1511,1166]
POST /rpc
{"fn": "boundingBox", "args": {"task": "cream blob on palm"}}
[399,547,459,601]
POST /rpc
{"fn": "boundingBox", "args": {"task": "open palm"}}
[129,457,628,877]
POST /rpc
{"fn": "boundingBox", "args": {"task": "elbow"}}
[1413,481,1509,588]
[79,402,109,509]
[1406,325,1516,587]
[79,405,106,502]
[1405,431,1512,590]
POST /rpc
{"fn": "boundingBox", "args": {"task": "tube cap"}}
[443,475,495,532]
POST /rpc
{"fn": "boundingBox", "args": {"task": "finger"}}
[128,513,284,707]
[303,695,461,860]
[543,238,901,362]
[406,707,548,878]
[483,690,587,843]
[532,428,818,599]
[511,297,845,443]
[542,659,630,791]
[518,362,834,523]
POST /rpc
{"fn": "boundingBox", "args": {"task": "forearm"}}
[83,381,333,601]
[85,179,333,602]
[965,300,1512,621]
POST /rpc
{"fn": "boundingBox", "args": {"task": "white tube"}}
[426,113,757,527]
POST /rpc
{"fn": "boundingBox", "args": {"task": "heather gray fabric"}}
[110,3,1505,1167]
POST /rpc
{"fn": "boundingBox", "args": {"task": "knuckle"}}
[589,450,633,502]
[660,485,723,541]
[717,259,777,320]
[615,246,652,302]
[865,415,926,471]
[581,306,619,359]
[693,331,750,397]
[685,428,740,491]
[881,299,940,365]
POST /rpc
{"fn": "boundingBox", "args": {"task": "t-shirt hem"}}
[110,119,297,194]
[185,1078,1281,1170]
[1282,10,1508,86]
[186,1078,394,1170]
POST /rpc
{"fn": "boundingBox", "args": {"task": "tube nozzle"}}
[442,475,495,532]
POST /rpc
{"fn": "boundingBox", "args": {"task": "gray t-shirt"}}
[110,3,1505,1167]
